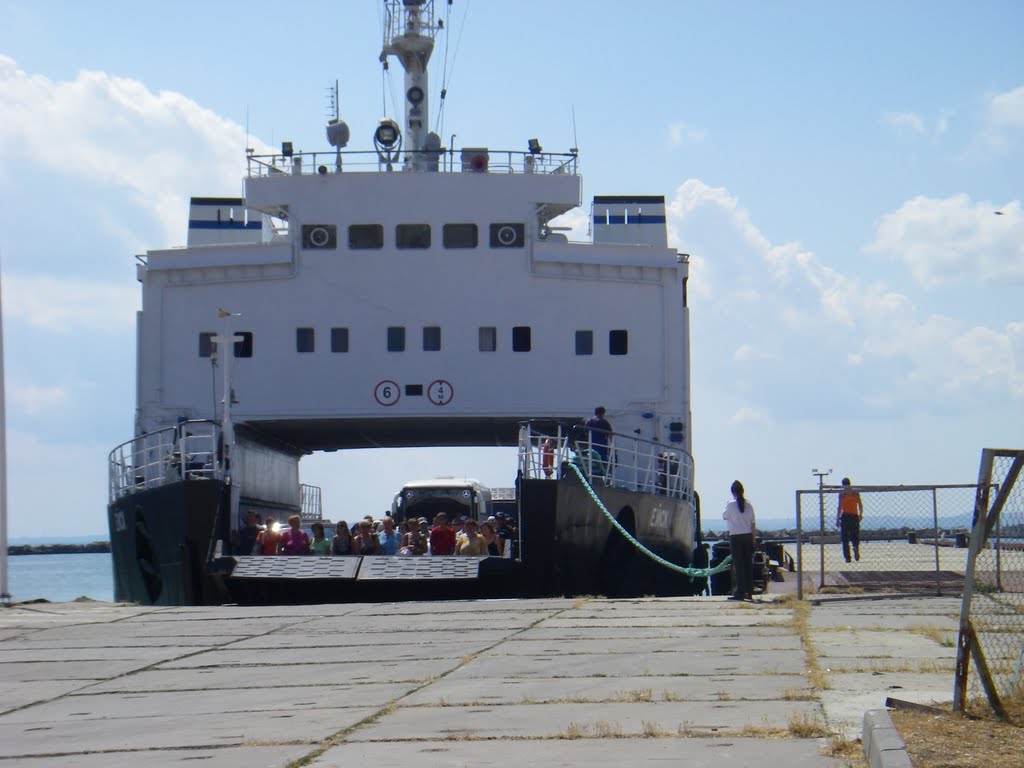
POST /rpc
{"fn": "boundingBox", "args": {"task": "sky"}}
[0,0,1021,539]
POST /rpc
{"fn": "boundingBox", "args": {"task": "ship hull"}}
[107,480,229,605]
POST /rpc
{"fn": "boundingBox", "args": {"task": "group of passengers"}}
[233,510,514,558]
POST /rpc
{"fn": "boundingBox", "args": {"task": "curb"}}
[863,709,913,768]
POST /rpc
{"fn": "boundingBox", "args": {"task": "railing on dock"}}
[517,421,694,501]
[108,420,223,502]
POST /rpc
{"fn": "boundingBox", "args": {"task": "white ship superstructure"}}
[135,1,690,463]
[109,0,698,605]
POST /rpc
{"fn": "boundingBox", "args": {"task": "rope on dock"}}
[566,458,732,580]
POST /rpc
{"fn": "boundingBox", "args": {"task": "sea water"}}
[6,553,114,603]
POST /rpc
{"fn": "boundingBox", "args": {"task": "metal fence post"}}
[932,487,941,596]
[795,491,803,601]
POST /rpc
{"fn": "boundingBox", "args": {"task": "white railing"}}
[517,420,694,501]
[246,149,578,178]
[108,420,222,502]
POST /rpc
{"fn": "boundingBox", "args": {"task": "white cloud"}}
[729,406,769,425]
[666,180,1023,420]
[881,111,926,135]
[734,344,779,362]
[0,55,269,246]
[3,273,138,332]
[9,384,71,415]
[988,85,1024,129]
[867,195,1024,287]
[547,206,590,242]
[1010,322,1024,397]
[668,122,707,146]
[967,84,1024,154]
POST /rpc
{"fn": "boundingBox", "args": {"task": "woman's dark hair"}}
[731,480,746,514]
[311,522,324,535]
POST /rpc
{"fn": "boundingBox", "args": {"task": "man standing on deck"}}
[584,406,613,464]
[836,477,864,563]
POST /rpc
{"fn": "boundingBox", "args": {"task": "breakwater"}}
[7,541,111,556]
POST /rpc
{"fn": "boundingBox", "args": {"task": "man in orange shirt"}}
[836,477,864,563]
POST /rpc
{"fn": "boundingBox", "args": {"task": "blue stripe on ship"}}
[188,220,263,230]
[592,215,666,224]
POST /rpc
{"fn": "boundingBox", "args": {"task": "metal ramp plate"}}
[356,556,486,581]
[230,555,361,579]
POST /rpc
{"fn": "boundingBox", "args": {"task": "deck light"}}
[528,138,542,154]
[281,142,293,157]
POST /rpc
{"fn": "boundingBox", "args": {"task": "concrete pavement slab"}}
[312,737,845,767]
[813,629,954,657]
[401,673,812,706]
[0,705,376,758]
[1,745,315,767]
[155,639,499,667]
[514,624,795,640]
[229,628,517,649]
[0,680,95,714]
[815,656,954,673]
[540,613,793,628]
[0,645,199,663]
[446,649,806,678]
[0,682,418,722]
[491,633,804,655]
[347,700,823,740]
[0,659,154,683]
[85,658,440,692]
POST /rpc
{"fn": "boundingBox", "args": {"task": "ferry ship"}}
[106,0,701,605]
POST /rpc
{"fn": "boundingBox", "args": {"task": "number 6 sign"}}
[374,380,400,406]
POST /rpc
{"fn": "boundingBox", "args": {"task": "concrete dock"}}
[0,594,962,766]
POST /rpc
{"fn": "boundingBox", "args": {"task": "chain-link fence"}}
[953,449,1024,721]
[794,484,986,599]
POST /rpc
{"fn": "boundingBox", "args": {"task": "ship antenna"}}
[435,0,470,136]
[571,104,579,156]
[381,0,439,171]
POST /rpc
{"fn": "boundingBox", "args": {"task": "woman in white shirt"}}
[722,480,756,601]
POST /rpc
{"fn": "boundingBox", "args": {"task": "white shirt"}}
[723,499,756,535]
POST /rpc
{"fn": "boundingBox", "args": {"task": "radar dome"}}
[326,119,350,149]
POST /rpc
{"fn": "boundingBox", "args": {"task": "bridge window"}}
[423,326,441,351]
[512,326,532,352]
[396,223,431,249]
[575,330,593,355]
[478,326,497,352]
[387,326,406,352]
[233,332,253,358]
[609,329,628,356]
[349,224,384,249]
[198,332,215,358]
[296,327,315,353]
[330,327,349,353]
[443,223,478,249]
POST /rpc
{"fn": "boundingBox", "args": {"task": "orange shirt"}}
[839,491,862,516]
[256,529,281,555]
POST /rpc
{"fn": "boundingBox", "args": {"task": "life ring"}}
[541,438,555,478]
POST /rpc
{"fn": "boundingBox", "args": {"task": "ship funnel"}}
[591,196,668,248]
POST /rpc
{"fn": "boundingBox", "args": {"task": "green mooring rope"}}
[567,458,732,580]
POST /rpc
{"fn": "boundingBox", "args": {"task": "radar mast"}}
[381,0,438,171]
